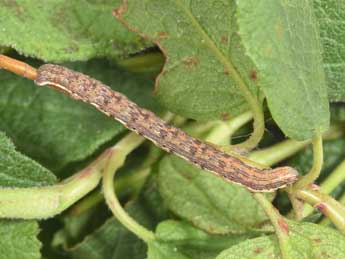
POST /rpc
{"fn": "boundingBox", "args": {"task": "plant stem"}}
[249,139,309,166]
[248,125,342,167]
[205,110,253,146]
[253,193,292,259]
[0,149,110,219]
[70,115,174,216]
[70,146,161,216]
[320,191,345,226]
[117,52,164,74]
[320,159,345,194]
[102,133,155,242]
[248,126,345,230]
[69,167,151,216]
[0,54,37,80]
[301,160,345,218]
[295,189,345,234]
[293,134,323,190]
[235,104,264,151]
[288,134,323,219]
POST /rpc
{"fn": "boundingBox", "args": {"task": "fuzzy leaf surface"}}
[0,132,56,259]
[115,0,261,121]
[0,0,149,61]
[236,0,330,140]
[314,0,345,102]
[216,221,345,259]
[158,155,272,234]
[152,220,255,259]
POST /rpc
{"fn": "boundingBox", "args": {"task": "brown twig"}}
[0,54,37,80]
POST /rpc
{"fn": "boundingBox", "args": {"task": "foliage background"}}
[0,0,345,258]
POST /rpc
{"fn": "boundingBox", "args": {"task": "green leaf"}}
[55,172,167,251]
[216,221,345,259]
[0,131,56,187]
[68,201,157,259]
[0,59,161,171]
[158,155,273,234]
[0,221,41,259]
[236,0,329,140]
[0,132,56,259]
[139,172,170,222]
[67,173,167,259]
[154,220,255,259]
[313,0,345,102]
[147,241,190,259]
[69,217,146,259]
[52,204,110,249]
[115,0,261,121]
[0,0,150,61]
[115,1,331,140]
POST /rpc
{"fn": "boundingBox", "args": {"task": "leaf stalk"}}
[293,134,323,190]
[253,193,292,259]
[102,133,155,242]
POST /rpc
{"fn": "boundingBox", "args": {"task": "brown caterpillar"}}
[35,64,298,192]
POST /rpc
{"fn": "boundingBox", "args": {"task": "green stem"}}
[70,146,162,216]
[117,52,164,74]
[288,134,323,219]
[249,139,309,166]
[294,134,323,190]
[69,167,151,216]
[248,127,345,229]
[234,103,264,151]
[253,193,292,259]
[320,191,345,226]
[0,149,110,219]
[70,115,174,216]
[301,160,345,219]
[248,125,342,167]
[102,133,155,242]
[0,108,171,219]
[295,189,345,234]
[205,111,253,145]
[183,121,219,137]
[320,159,345,194]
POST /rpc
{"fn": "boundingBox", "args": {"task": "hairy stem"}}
[69,167,150,216]
[117,52,164,74]
[235,104,265,151]
[0,149,110,219]
[249,139,309,166]
[321,159,345,194]
[249,125,342,167]
[254,193,292,259]
[295,189,345,234]
[102,133,155,242]
[301,160,345,219]
[320,191,345,226]
[288,134,323,219]
[206,110,253,146]
[70,114,176,216]
[294,134,323,190]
